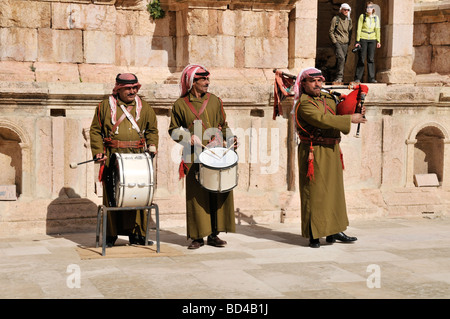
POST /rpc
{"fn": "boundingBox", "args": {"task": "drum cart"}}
[95,204,160,256]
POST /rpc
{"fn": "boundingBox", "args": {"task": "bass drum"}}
[112,152,154,207]
[197,147,238,193]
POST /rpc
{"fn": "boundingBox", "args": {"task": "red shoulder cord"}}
[295,100,316,181]
[294,97,343,181]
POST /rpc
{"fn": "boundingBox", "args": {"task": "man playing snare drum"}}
[90,73,159,247]
[169,64,237,249]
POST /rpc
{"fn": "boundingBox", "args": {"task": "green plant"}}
[147,0,165,20]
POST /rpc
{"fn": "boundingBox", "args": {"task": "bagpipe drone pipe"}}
[272,69,368,137]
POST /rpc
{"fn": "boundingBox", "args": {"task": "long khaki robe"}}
[295,92,352,239]
[168,92,235,240]
[90,96,159,237]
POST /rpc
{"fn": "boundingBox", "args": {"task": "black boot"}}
[309,237,320,248]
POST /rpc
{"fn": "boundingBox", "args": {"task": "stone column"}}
[377,0,416,84]
[288,0,317,72]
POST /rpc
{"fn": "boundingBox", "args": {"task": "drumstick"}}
[221,142,237,158]
[69,158,98,169]
[201,143,219,157]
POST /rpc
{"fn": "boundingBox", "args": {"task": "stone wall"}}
[413,1,450,74]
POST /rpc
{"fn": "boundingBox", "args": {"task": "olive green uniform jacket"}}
[295,92,352,239]
[168,92,235,240]
[329,12,352,45]
[90,96,159,237]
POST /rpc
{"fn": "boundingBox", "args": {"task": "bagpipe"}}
[273,69,368,137]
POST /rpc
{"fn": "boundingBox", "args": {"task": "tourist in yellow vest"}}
[354,2,381,83]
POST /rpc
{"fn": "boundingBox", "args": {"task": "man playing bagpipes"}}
[292,67,367,248]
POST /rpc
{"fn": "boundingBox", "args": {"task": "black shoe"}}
[309,238,320,248]
[188,239,204,249]
[327,232,357,243]
[325,235,336,243]
[106,236,117,247]
[207,235,227,247]
[369,79,377,83]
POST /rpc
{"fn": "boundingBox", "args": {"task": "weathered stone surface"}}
[38,29,83,63]
[431,45,450,74]
[0,0,51,28]
[0,27,38,61]
[413,45,432,74]
[84,31,116,64]
[52,2,117,31]
[430,22,450,45]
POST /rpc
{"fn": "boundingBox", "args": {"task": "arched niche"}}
[0,120,32,198]
[406,121,450,187]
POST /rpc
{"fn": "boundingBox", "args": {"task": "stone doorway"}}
[0,127,22,197]
[414,126,444,183]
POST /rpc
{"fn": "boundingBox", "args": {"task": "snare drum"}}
[197,147,238,193]
[111,152,154,207]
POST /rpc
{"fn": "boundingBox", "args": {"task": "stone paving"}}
[1,216,450,302]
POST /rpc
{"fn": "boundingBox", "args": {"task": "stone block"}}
[413,23,429,46]
[116,35,175,67]
[116,10,172,37]
[235,10,266,37]
[78,63,119,83]
[38,29,83,63]
[34,62,80,83]
[269,10,289,38]
[52,2,116,31]
[218,10,235,36]
[189,35,235,68]
[0,61,35,82]
[431,46,450,74]
[0,0,51,28]
[0,27,37,61]
[187,9,211,36]
[84,31,116,64]
[115,0,146,10]
[292,18,317,59]
[244,37,288,68]
[413,45,432,74]
[430,22,450,46]
[0,185,16,201]
[414,173,440,187]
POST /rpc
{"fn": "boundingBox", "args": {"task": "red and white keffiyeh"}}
[179,64,210,97]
